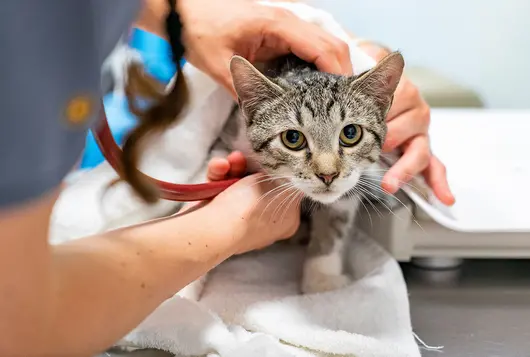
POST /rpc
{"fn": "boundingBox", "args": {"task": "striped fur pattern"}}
[224,52,404,293]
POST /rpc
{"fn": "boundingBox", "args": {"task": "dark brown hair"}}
[118,1,188,203]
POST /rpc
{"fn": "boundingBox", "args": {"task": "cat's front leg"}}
[301,199,358,294]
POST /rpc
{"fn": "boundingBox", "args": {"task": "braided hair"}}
[120,0,189,203]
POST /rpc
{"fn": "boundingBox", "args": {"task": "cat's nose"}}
[316,172,339,185]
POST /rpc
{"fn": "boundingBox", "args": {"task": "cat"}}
[209,51,405,293]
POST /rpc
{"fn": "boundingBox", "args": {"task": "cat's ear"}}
[348,51,405,112]
[230,55,284,119]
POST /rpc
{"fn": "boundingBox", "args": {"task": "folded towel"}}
[119,232,420,357]
[50,2,421,356]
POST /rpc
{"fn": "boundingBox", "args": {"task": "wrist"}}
[198,200,248,256]
[134,0,169,39]
[173,203,240,262]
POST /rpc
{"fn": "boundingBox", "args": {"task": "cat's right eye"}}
[281,130,307,151]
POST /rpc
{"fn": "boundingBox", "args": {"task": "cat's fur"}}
[215,52,405,293]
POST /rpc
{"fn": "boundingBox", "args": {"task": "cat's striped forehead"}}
[258,71,388,142]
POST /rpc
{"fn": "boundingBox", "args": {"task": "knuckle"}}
[336,39,351,56]
[321,36,336,51]
[328,38,349,57]
[418,148,431,166]
[269,6,292,21]
[420,105,431,127]
[440,163,447,175]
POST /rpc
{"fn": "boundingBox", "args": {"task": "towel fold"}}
[51,2,421,357]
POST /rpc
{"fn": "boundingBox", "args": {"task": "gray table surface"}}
[404,259,530,357]
[101,259,530,357]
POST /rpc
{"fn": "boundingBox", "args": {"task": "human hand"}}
[201,152,301,255]
[357,40,455,206]
[176,0,352,95]
[381,76,455,206]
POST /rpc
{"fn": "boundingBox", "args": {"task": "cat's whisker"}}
[258,184,297,224]
[271,186,300,222]
[252,181,294,212]
[305,198,319,218]
[360,175,424,193]
[244,177,281,187]
[355,187,384,217]
[353,187,384,219]
[244,175,292,189]
[359,176,423,198]
[278,190,304,225]
[361,167,426,186]
[351,187,383,219]
[359,169,389,174]
[258,173,293,181]
[358,178,403,202]
[358,179,425,231]
[263,187,299,226]
[252,172,293,180]
[356,184,399,220]
[347,190,373,229]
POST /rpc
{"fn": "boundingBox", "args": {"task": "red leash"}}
[91,105,240,202]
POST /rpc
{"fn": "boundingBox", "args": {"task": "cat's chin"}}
[305,191,344,205]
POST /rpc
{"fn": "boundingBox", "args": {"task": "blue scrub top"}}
[0,0,142,208]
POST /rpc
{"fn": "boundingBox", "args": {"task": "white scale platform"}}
[408,108,529,233]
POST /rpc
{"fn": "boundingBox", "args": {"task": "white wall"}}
[307,0,530,109]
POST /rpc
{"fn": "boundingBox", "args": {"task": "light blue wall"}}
[307,0,530,109]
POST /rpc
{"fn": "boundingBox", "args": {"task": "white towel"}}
[119,233,420,357]
[50,2,421,356]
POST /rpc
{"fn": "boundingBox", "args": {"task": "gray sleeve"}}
[0,0,141,208]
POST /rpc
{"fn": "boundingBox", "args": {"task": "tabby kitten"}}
[222,52,404,293]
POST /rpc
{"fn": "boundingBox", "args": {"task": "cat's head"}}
[230,52,405,204]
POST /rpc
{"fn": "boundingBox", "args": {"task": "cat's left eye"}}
[339,124,363,147]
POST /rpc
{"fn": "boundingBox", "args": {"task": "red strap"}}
[91,105,239,202]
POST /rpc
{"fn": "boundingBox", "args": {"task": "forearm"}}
[2,201,234,356]
[134,0,168,39]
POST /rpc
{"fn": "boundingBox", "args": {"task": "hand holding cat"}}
[382,77,455,206]
[358,42,455,206]
[183,152,301,255]
[177,0,352,96]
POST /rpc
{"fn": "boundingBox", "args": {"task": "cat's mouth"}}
[289,178,349,204]
[306,187,344,204]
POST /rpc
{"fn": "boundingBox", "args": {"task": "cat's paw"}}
[301,272,351,294]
